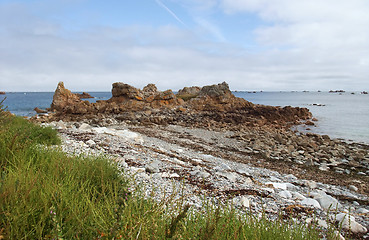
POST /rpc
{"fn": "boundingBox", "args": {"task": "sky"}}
[0,0,369,92]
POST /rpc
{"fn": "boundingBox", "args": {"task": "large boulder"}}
[50,82,81,111]
[177,86,201,96]
[111,82,144,100]
[198,82,233,99]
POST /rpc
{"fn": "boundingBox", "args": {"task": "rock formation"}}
[50,82,81,111]
[39,81,312,129]
[0,91,5,95]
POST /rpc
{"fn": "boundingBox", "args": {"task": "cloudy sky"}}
[1,0,369,92]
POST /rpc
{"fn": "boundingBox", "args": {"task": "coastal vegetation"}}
[0,100,331,239]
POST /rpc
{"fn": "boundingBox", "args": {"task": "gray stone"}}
[349,185,358,192]
[190,170,210,179]
[316,194,342,210]
[300,198,321,209]
[278,190,292,199]
[86,139,96,146]
[145,161,160,174]
[233,196,250,208]
[79,123,92,131]
[334,213,368,234]
[357,208,369,214]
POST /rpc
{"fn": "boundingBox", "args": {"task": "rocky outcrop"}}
[111,82,144,100]
[50,82,81,111]
[38,81,313,130]
[197,82,233,99]
[0,91,5,95]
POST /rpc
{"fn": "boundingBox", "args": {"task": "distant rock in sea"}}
[75,92,94,99]
[329,90,345,93]
[0,91,5,95]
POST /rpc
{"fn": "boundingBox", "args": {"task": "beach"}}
[29,81,369,239]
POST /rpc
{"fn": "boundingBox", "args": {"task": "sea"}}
[1,91,368,144]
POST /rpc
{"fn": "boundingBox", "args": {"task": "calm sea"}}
[1,91,368,144]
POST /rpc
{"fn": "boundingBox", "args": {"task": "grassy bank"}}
[0,101,329,239]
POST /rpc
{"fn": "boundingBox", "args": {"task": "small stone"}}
[317,219,328,229]
[319,163,329,171]
[278,190,292,199]
[353,201,360,206]
[304,180,317,189]
[240,196,250,208]
[300,198,321,209]
[285,174,297,181]
[266,182,288,190]
[316,194,342,210]
[190,170,210,179]
[214,163,232,171]
[349,185,358,192]
[86,139,96,146]
[357,208,369,214]
[145,161,160,174]
[292,191,306,200]
[79,123,92,131]
[334,213,368,234]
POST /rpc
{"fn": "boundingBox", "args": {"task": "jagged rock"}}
[198,82,233,99]
[51,82,81,111]
[142,84,158,98]
[0,91,5,95]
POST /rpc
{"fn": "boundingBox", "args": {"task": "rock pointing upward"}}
[51,82,80,111]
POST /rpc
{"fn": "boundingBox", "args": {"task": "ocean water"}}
[1,91,368,144]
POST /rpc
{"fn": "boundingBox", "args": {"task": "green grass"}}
[0,100,335,239]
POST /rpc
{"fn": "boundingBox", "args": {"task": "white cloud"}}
[0,1,368,92]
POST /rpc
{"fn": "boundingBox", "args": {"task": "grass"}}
[0,99,337,239]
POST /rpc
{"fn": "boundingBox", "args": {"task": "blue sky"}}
[0,0,369,91]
